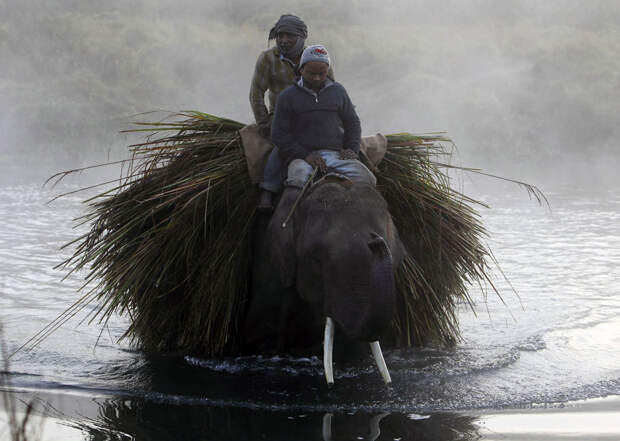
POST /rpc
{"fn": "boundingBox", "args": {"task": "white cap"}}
[300,45,330,68]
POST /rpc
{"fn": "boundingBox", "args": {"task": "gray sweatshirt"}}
[271,78,361,162]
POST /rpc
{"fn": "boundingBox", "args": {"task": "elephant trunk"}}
[322,233,396,386]
[323,232,396,341]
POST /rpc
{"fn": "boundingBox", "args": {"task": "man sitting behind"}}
[251,15,337,211]
[271,44,375,200]
[250,14,308,138]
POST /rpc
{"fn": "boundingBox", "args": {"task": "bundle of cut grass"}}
[40,111,529,357]
[378,134,490,346]
[50,111,255,356]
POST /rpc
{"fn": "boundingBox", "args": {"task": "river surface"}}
[1,179,619,440]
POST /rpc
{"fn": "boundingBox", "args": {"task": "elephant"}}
[242,175,406,385]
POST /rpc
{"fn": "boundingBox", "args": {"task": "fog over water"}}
[1,0,619,189]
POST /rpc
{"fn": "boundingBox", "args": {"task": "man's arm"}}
[271,91,308,162]
[340,86,362,154]
[249,53,271,126]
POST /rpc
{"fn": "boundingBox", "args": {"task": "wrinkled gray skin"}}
[243,180,405,359]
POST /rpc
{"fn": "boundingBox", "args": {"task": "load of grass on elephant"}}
[41,111,544,384]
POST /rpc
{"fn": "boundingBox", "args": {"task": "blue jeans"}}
[259,147,284,193]
[286,150,376,189]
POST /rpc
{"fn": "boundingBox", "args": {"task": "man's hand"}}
[257,114,273,139]
[305,152,327,173]
[258,121,271,139]
[340,149,358,160]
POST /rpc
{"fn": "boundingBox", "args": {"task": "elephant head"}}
[283,179,405,381]
[244,179,405,385]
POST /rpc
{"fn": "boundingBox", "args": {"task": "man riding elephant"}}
[250,14,334,210]
[271,44,376,207]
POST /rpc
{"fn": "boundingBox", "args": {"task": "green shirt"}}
[249,46,334,126]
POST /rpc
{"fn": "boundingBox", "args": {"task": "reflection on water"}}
[7,390,481,441]
[77,402,479,441]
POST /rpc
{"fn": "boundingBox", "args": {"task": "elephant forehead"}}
[302,183,387,214]
[304,199,386,223]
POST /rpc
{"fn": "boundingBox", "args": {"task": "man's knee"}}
[285,159,314,188]
[331,159,377,186]
[260,147,284,193]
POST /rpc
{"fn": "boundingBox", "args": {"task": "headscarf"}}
[268,14,307,59]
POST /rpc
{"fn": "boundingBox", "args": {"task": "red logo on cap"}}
[313,48,327,55]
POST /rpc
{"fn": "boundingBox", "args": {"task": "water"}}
[1,181,619,439]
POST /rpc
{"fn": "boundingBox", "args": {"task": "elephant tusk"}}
[370,341,392,384]
[369,412,389,441]
[323,316,335,386]
[322,413,333,441]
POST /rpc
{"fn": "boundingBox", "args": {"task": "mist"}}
[1,0,619,190]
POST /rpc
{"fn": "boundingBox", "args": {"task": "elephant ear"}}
[385,215,406,267]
